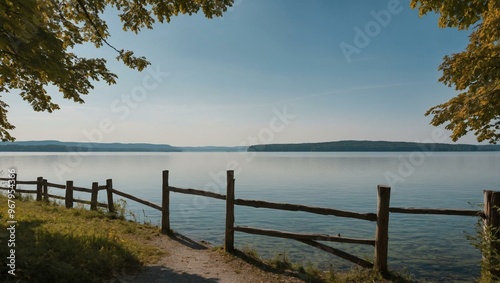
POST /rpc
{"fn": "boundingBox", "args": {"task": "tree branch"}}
[75,0,122,54]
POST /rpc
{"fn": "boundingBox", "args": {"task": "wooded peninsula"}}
[247,140,500,152]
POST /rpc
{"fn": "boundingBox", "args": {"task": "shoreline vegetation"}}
[0,140,499,152]
[0,194,416,283]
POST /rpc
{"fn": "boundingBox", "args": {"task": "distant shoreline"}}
[1,140,499,152]
[247,140,500,152]
[0,140,245,152]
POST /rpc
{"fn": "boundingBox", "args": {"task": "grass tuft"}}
[466,206,500,283]
[236,246,415,283]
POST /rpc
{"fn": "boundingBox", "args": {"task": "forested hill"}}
[0,141,247,152]
[0,141,182,152]
[247,141,500,152]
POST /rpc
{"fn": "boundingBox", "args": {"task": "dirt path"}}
[118,232,304,283]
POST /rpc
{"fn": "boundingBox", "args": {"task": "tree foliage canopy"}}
[0,0,233,141]
[411,0,500,144]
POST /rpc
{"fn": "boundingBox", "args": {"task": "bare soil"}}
[116,232,305,283]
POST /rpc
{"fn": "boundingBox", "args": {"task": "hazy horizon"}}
[2,138,493,148]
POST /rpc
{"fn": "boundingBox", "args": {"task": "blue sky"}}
[5,0,479,146]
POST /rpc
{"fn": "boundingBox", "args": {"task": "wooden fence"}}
[161,170,499,274]
[0,174,161,213]
[1,170,499,275]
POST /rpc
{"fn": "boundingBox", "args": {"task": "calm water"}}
[1,151,500,282]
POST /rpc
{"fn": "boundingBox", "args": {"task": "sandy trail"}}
[117,232,304,283]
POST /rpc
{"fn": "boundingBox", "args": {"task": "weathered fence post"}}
[484,190,492,227]
[492,192,500,278]
[65,180,73,208]
[225,170,235,253]
[43,179,48,202]
[484,190,500,278]
[36,177,43,201]
[91,182,98,210]
[483,190,492,276]
[106,179,114,213]
[374,185,391,273]
[162,170,170,234]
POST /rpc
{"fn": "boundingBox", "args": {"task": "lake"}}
[1,151,499,282]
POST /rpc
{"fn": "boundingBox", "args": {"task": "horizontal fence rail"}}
[73,186,93,193]
[167,186,226,201]
[111,189,162,211]
[17,180,38,185]
[234,198,377,221]
[389,207,483,217]
[234,226,376,246]
[15,189,37,194]
[46,182,66,189]
[298,239,374,268]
